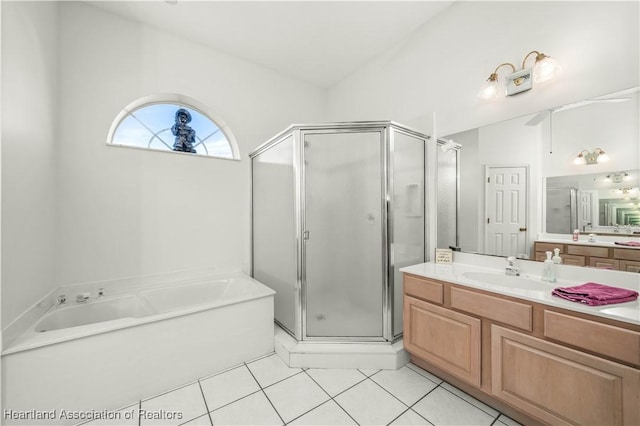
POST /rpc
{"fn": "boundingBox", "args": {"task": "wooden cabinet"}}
[620,260,640,273]
[492,325,640,426]
[403,272,640,426]
[534,241,640,271]
[404,295,481,386]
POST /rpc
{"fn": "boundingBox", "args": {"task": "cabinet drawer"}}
[620,260,640,273]
[404,274,443,304]
[544,310,640,366]
[563,254,586,266]
[535,242,564,253]
[614,248,640,261]
[567,244,609,257]
[451,287,532,331]
[588,257,620,270]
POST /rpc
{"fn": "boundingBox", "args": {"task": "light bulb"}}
[597,152,610,163]
[573,154,585,165]
[533,56,561,83]
[477,78,504,100]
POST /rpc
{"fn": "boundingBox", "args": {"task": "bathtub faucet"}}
[76,292,90,303]
[57,294,66,305]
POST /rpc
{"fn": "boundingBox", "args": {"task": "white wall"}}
[1,2,326,327]
[327,1,639,136]
[327,1,639,256]
[1,2,59,326]
[53,3,326,286]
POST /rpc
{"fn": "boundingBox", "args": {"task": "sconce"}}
[605,172,630,183]
[477,50,561,100]
[573,148,609,165]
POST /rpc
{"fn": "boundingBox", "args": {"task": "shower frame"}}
[250,121,428,343]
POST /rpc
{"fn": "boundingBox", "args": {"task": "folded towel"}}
[614,241,640,247]
[552,282,639,306]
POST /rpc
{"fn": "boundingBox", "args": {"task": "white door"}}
[485,166,528,257]
[579,190,596,230]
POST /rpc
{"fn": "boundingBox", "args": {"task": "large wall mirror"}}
[439,86,639,261]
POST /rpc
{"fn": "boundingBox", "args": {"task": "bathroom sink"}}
[462,271,545,290]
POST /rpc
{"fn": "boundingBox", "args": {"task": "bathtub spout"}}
[57,295,66,305]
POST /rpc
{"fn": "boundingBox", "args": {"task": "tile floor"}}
[83,353,523,426]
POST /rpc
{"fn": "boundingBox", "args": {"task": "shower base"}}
[274,325,409,370]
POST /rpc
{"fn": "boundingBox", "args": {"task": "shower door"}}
[302,130,384,339]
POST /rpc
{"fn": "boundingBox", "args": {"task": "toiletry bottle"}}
[572,229,579,241]
[543,251,556,282]
[552,248,561,282]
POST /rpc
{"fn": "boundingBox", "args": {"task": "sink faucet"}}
[505,256,520,276]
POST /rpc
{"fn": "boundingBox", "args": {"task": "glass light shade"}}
[597,152,610,163]
[477,79,504,100]
[533,57,561,83]
[573,155,585,165]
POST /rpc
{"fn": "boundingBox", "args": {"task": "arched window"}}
[107,95,240,160]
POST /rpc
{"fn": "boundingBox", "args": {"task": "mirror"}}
[439,86,640,260]
[546,170,640,235]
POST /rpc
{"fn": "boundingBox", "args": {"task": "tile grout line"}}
[244,361,287,425]
[298,369,361,426]
[401,383,442,425]
[196,379,215,426]
[439,384,501,419]
[408,363,502,419]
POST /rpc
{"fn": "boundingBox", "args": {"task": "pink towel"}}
[552,282,638,306]
[614,241,640,247]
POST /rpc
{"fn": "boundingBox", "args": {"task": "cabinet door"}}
[492,325,640,426]
[403,295,481,386]
[562,254,586,266]
[620,260,640,273]
[589,257,620,270]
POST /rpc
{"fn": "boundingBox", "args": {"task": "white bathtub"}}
[2,272,275,425]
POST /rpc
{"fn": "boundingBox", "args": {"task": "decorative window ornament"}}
[108,95,239,160]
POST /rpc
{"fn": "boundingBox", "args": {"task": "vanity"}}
[401,259,640,426]
[534,240,640,271]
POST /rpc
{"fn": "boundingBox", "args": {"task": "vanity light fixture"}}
[477,50,561,100]
[573,148,609,165]
[606,172,630,183]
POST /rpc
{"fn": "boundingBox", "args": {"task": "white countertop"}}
[400,261,640,326]
[537,238,640,250]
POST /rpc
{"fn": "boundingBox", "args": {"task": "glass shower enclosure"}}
[251,122,427,342]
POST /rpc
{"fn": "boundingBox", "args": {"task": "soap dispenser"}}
[542,251,556,283]
[552,248,562,264]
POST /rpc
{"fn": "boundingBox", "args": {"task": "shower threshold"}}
[274,324,409,370]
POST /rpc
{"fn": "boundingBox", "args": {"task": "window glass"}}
[110,101,236,159]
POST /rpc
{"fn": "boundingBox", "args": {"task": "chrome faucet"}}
[505,256,520,276]
[57,294,66,305]
[76,292,90,303]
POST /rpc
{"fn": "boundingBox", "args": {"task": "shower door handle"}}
[303,230,310,240]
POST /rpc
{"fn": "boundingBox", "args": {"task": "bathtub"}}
[2,272,275,425]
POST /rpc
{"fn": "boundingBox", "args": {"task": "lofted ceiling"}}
[87,1,454,88]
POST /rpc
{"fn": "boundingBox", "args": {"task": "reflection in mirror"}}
[437,138,460,250]
[440,86,639,261]
[546,170,640,235]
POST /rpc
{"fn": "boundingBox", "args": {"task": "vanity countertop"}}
[536,237,640,249]
[400,262,640,326]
